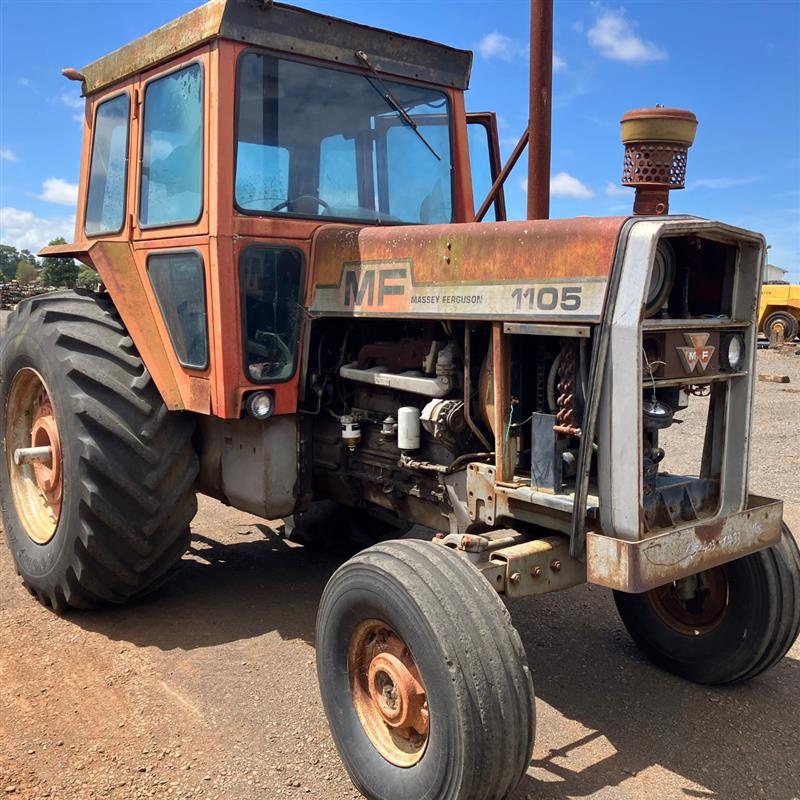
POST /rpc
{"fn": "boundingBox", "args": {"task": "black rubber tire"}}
[0,290,198,611]
[316,539,535,800]
[764,311,798,342]
[284,500,410,554]
[614,525,800,685]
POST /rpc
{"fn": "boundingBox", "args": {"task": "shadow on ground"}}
[72,528,800,799]
[71,525,337,650]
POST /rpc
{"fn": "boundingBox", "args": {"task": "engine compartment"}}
[296,317,589,533]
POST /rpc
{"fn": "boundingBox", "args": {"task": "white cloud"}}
[588,7,667,64]
[59,89,84,110]
[477,31,566,72]
[520,173,595,200]
[17,77,32,88]
[0,148,17,162]
[477,31,517,61]
[0,207,75,253]
[37,178,79,206]
[551,172,594,199]
[691,176,762,190]
[605,181,629,197]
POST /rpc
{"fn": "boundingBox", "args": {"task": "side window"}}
[147,251,208,369]
[467,115,506,222]
[85,93,130,235]
[140,63,203,227]
[241,246,302,383]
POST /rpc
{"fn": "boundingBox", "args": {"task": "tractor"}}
[1,2,798,799]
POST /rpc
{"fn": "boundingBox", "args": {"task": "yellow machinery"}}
[759,283,800,341]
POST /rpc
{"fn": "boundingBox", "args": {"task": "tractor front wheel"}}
[614,525,800,684]
[0,290,199,611]
[316,539,535,800]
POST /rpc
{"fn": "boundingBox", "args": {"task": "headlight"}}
[245,391,275,419]
[642,397,674,430]
[720,333,745,372]
[645,239,677,318]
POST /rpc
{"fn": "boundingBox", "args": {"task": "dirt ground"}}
[1,323,799,799]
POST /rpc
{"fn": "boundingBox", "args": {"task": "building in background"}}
[765,263,788,283]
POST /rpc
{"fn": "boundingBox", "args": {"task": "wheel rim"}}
[347,619,429,767]
[5,368,63,544]
[648,567,729,636]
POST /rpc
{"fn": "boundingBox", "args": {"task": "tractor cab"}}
[45,0,501,420]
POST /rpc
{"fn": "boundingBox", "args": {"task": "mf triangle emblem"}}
[676,332,715,373]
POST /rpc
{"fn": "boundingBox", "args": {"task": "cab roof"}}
[77,0,473,96]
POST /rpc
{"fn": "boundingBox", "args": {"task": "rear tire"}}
[316,539,535,800]
[764,311,798,342]
[614,525,800,684]
[0,290,198,611]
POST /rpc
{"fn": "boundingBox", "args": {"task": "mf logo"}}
[676,332,715,373]
[343,265,409,308]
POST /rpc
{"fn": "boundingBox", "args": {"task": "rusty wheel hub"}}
[5,369,63,544]
[31,391,63,515]
[648,567,729,636]
[348,620,429,767]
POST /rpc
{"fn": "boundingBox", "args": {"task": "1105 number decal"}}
[511,286,582,311]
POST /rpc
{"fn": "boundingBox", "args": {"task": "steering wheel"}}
[249,331,294,379]
[271,195,331,214]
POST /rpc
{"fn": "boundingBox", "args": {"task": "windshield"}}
[235,52,453,224]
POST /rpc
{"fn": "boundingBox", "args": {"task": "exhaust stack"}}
[620,106,698,215]
[527,0,553,220]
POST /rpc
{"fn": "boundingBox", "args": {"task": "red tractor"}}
[2,2,797,798]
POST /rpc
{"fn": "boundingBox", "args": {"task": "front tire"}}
[0,290,199,611]
[316,539,535,800]
[614,525,800,684]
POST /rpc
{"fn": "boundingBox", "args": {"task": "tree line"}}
[0,238,97,289]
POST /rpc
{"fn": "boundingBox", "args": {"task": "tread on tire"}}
[0,289,198,611]
[316,538,535,800]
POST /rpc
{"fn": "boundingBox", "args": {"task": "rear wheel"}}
[316,539,535,800]
[614,525,800,684]
[0,290,199,611]
[764,311,798,342]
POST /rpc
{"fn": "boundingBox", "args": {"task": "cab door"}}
[126,46,215,414]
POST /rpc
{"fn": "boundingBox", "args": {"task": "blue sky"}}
[1,0,798,280]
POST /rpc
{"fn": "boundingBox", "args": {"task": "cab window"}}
[85,92,130,236]
[139,63,203,227]
[147,251,208,369]
[467,115,505,222]
[241,246,303,383]
[235,52,452,224]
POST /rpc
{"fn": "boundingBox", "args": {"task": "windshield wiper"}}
[355,50,441,162]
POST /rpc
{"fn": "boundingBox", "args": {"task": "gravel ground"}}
[0,318,798,800]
